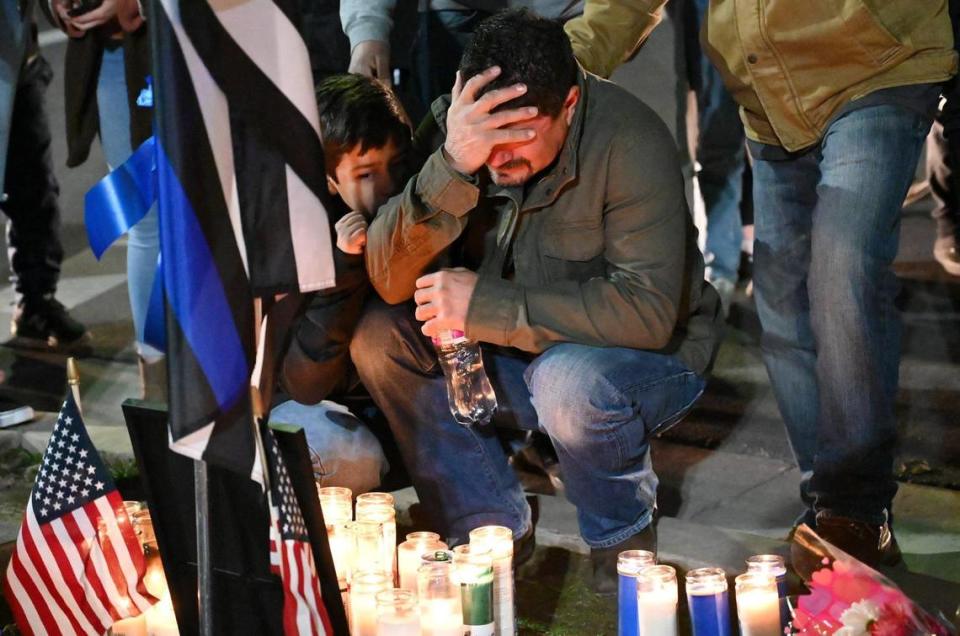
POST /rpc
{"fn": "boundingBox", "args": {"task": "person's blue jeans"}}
[751,104,931,525]
[350,298,706,547]
[693,0,745,285]
[97,45,161,359]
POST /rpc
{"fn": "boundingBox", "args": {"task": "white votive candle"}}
[376,589,420,636]
[418,555,462,636]
[636,564,679,636]
[356,495,397,583]
[735,572,781,636]
[398,532,447,594]
[110,614,146,636]
[317,486,353,524]
[420,598,463,636]
[351,572,391,636]
[144,597,179,636]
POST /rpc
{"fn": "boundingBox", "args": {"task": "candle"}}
[376,589,420,636]
[735,573,780,636]
[356,493,397,583]
[318,486,353,524]
[418,552,462,636]
[453,545,495,636]
[351,572,391,636]
[617,549,656,636]
[110,599,147,636]
[356,504,397,583]
[398,532,447,594]
[144,597,179,636]
[352,520,390,579]
[685,567,731,636]
[469,525,515,636]
[142,555,169,600]
[111,615,147,636]
[746,554,789,630]
[326,521,353,589]
[636,564,678,636]
[110,614,147,636]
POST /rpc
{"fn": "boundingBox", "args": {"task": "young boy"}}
[270,74,412,494]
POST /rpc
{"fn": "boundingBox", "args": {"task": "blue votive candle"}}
[618,549,656,636]
[685,567,731,636]
[746,554,789,631]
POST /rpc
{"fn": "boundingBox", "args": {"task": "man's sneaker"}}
[590,522,657,595]
[799,513,902,569]
[11,295,90,350]
[0,400,35,428]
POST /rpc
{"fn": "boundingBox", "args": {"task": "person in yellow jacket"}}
[571,0,957,566]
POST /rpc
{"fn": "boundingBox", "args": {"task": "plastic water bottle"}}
[432,329,498,426]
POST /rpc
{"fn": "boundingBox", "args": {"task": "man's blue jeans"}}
[351,299,705,547]
[751,104,931,525]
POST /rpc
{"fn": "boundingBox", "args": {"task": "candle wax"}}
[737,590,781,636]
[376,614,421,636]
[420,598,462,636]
[110,614,147,636]
[637,588,678,636]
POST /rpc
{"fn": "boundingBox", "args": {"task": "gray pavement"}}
[0,27,958,634]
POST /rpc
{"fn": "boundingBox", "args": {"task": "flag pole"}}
[195,458,213,636]
[66,357,81,412]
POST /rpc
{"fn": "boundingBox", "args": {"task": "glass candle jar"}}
[734,572,780,636]
[617,549,656,636]
[398,532,447,594]
[376,588,420,636]
[685,567,731,636]
[636,564,678,636]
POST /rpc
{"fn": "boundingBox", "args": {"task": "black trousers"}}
[1,53,64,301]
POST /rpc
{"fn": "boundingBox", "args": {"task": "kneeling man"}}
[351,9,723,591]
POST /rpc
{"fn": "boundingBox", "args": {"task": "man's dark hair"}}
[315,74,411,179]
[459,8,578,118]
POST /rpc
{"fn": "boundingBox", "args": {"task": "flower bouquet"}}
[789,524,955,635]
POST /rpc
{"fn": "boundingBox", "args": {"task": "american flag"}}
[149,0,338,481]
[2,392,154,635]
[264,428,333,636]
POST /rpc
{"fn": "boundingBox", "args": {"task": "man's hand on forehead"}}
[442,66,540,176]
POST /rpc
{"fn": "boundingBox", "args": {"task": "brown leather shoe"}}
[590,523,657,596]
[812,513,902,568]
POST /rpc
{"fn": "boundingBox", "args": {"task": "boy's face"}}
[328,138,405,218]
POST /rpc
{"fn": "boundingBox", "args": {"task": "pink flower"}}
[868,600,914,636]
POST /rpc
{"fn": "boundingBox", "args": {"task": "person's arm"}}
[363,148,477,304]
[280,251,368,404]
[466,123,688,353]
[365,67,538,303]
[341,0,396,82]
[564,0,669,78]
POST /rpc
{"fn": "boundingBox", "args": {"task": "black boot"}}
[590,522,658,595]
[11,294,89,351]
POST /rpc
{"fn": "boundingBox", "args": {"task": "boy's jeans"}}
[751,104,931,525]
[351,299,705,547]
